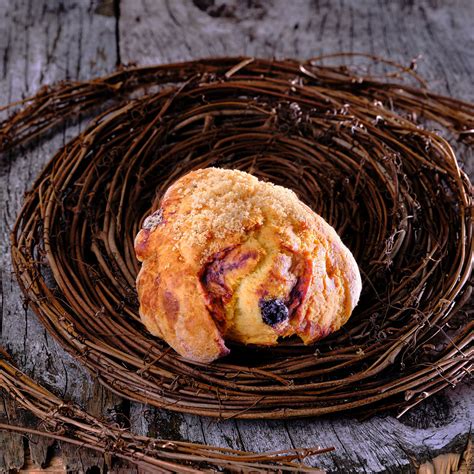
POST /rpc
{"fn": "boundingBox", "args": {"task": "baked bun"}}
[135,168,362,363]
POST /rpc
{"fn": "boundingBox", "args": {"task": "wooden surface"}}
[1,0,473,472]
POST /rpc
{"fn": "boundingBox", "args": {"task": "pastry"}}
[135,168,362,363]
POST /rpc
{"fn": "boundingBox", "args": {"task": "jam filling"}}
[200,245,257,330]
[201,245,309,331]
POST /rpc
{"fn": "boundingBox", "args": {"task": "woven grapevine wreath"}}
[3,56,472,419]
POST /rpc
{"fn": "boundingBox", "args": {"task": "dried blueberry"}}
[259,298,289,326]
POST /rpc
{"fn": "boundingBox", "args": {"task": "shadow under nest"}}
[2,56,472,419]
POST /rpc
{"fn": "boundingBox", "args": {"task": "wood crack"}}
[114,0,122,66]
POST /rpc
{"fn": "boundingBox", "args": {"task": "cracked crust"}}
[135,168,362,363]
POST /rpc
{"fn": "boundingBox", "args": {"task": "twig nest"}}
[5,57,472,418]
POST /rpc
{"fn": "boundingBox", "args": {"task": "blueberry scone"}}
[135,168,362,363]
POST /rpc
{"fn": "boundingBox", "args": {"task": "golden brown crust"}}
[135,168,362,362]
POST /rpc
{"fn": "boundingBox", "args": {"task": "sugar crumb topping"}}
[166,168,310,260]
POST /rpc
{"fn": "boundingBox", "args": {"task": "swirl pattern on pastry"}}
[135,168,362,363]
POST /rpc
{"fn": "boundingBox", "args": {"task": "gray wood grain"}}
[0,0,126,471]
[0,0,472,472]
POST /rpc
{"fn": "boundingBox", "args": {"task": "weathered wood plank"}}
[0,0,123,471]
[119,1,474,472]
